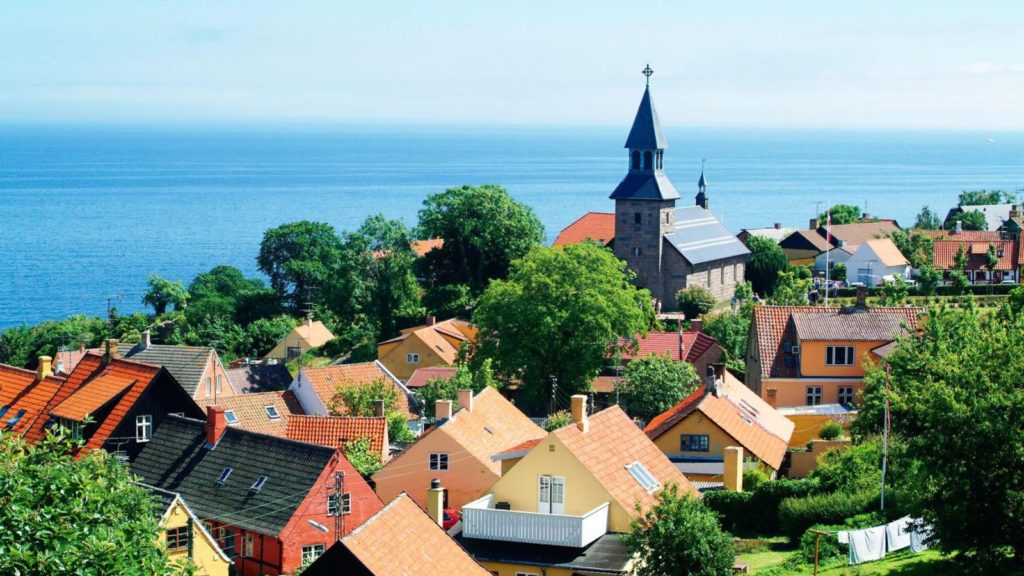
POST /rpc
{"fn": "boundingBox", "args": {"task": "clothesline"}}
[836,516,932,566]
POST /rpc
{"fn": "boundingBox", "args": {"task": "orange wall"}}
[798,340,885,378]
[378,337,453,381]
[762,378,863,409]
[197,354,238,401]
[650,412,738,462]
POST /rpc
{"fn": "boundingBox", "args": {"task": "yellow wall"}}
[650,411,739,463]
[762,378,863,409]
[486,434,632,533]
[482,562,575,576]
[798,341,885,378]
[378,335,453,381]
[265,329,313,361]
[162,501,230,576]
[786,414,853,447]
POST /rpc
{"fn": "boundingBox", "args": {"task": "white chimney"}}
[142,330,152,349]
[570,395,589,433]
[955,220,963,234]
[457,389,473,413]
[435,399,453,421]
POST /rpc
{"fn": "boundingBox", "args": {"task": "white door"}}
[537,475,550,513]
[537,475,565,514]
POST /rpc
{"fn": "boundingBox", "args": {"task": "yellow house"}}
[376,317,477,381]
[264,318,335,361]
[644,365,794,483]
[453,397,694,576]
[141,483,230,576]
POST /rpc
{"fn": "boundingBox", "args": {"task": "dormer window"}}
[626,461,661,493]
[265,406,280,420]
[225,410,239,426]
[216,467,233,485]
[250,475,268,493]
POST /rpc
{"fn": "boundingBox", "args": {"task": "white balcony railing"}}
[461,494,609,548]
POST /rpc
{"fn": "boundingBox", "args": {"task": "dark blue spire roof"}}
[624,86,667,150]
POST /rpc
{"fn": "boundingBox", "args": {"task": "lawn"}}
[736,539,953,575]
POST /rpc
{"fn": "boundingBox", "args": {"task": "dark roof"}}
[301,543,374,576]
[664,206,750,264]
[791,310,912,341]
[124,345,212,395]
[609,172,681,201]
[140,483,179,518]
[624,86,667,150]
[226,364,293,393]
[131,415,338,536]
[454,532,632,574]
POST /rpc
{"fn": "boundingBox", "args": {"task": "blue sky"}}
[2,1,1023,129]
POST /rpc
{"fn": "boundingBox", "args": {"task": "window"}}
[250,475,268,493]
[429,452,449,471]
[221,530,236,557]
[838,386,856,405]
[664,212,669,224]
[626,461,661,493]
[265,406,280,420]
[215,374,222,394]
[631,246,642,257]
[631,150,640,170]
[205,377,212,397]
[225,410,239,425]
[643,151,653,170]
[287,346,302,359]
[406,353,420,364]
[165,526,189,551]
[806,386,824,406]
[634,212,642,225]
[328,493,352,516]
[216,467,233,485]
[0,405,9,419]
[302,544,325,565]
[136,414,152,442]
[826,346,855,366]
[537,475,565,514]
[721,266,725,285]
[680,434,710,452]
[5,409,26,430]
[242,533,254,558]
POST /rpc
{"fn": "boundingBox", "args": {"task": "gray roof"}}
[226,364,293,393]
[125,345,212,395]
[624,86,667,150]
[664,206,750,265]
[945,204,1013,231]
[609,172,681,201]
[792,309,912,341]
[140,483,178,518]
[131,415,337,535]
[454,532,632,573]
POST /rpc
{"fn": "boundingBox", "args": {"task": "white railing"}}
[461,494,609,548]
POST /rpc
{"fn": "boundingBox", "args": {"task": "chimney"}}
[373,399,385,418]
[861,212,870,220]
[104,339,119,362]
[426,315,437,326]
[855,285,868,309]
[723,446,744,492]
[457,389,474,413]
[704,365,716,394]
[955,220,963,234]
[36,356,53,380]
[688,318,703,333]
[1011,205,1022,219]
[435,399,453,421]
[142,330,152,349]
[570,394,589,433]
[427,479,445,526]
[205,405,227,447]
[809,218,820,230]
[307,316,313,329]
[774,222,782,230]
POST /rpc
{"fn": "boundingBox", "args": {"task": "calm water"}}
[1,124,1022,328]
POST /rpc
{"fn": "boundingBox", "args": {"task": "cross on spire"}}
[642,64,654,86]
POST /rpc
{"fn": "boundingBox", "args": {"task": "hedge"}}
[833,284,1017,298]
[779,490,877,540]
[704,478,818,536]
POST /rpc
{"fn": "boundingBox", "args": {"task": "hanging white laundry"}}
[848,526,886,564]
[909,520,933,553]
[885,516,912,552]
[837,531,849,544]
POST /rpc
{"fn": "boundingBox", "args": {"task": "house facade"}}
[843,238,911,285]
[125,334,238,402]
[289,361,417,421]
[780,219,901,269]
[264,318,335,361]
[144,484,231,576]
[918,229,1020,284]
[376,317,477,382]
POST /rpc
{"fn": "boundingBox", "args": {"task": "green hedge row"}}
[703,478,818,536]
[779,490,877,540]
[833,283,1017,298]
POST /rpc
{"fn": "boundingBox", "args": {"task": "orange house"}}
[376,317,477,382]
[746,304,923,412]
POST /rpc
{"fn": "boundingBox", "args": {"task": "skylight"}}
[626,461,661,493]
[265,406,280,420]
[250,475,268,493]
[0,405,9,419]
[5,409,27,430]
[225,410,239,425]
[216,467,233,485]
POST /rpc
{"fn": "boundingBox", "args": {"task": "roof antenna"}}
[642,63,653,87]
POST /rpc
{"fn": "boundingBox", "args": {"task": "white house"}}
[845,239,911,285]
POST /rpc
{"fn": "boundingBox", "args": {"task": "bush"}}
[702,490,753,534]
[819,421,843,440]
[743,468,770,492]
[796,524,848,565]
[779,490,877,540]
[703,478,818,536]
[677,285,717,319]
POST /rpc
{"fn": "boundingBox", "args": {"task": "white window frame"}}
[225,410,239,426]
[302,544,325,565]
[626,461,661,493]
[215,374,223,394]
[429,452,449,471]
[327,493,351,516]
[241,533,254,557]
[205,377,212,397]
[826,345,856,366]
[806,386,824,406]
[406,352,420,364]
[165,526,189,551]
[265,405,281,420]
[136,414,152,442]
[838,386,856,405]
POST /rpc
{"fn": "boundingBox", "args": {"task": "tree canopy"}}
[768,269,810,305]
[473,242,653,411]
[330,379,414,442]
[618,353,700,421]
[820,204,862,225]
[257,220,344,312]
[913,205,942,230]
[944,209,988,231]
[142,274,188,316]
[958,189,1015,206]
[676,285,716,320]
[744,235,789,297]
[416,359,498,419]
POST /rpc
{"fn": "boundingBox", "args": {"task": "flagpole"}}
[824,204,831,307]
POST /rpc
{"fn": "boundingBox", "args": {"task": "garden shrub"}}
[818,421,843,440]
[676,285,717,319]
[779,490,876,540]
[704,478,818,536]
[702,490,753,534]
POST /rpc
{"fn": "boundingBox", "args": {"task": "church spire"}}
[624,65,667,150]
[610,66,679,201]
[696,159,709,209]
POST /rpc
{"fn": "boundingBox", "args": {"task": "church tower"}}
[611,65,680,296]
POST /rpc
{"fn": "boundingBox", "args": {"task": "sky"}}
[2,1,1023,130]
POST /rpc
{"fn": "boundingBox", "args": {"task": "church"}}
[554,67,749,311]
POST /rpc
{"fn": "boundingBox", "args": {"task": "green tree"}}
[142,274,188,316]
[186,265,278,325]
[744,235,790,297]
[958,189,1014,206]
[0,315,110,368]
[473,242,654,410]
[240,315,298,359]
[820,204,862,225]
[703,311,751,380]
[349,215,425,340]
[954,243,968,270]
[343,436,383,477]
[618,354,700,421]
[917,264,942,296]
[543,410,573,431]
[676,285,716,319]
[416,359,499,419]
[417,184,544,297]
[0,426,186,574]
[985,243,999,282]
[830,262,847,282]
[329,379,414,442]
[624,484,735,576]
[944,210,988,231]
[769,270,811,305]
[257,221,344,312]
[913,205,942,230]
[878,277,909,306]
[888,230,934,269]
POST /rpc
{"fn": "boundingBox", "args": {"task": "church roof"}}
[625,86,667,150]
[609,172,681,201]
[664,206,750,265]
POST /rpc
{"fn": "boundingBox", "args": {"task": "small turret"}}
[696,161,709,209]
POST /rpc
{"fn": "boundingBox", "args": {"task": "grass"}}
[735,539,954,576]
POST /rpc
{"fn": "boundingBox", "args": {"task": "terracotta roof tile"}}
[916,229,1003,242]
[0,365,67,435]
[438,387,546,473]
[49,374,136,421]
[863,238,909,267]
[340,494,491,576]
[302,361,415,419]
[618,331,719,362]
[932,239,1018,271]
[22,354,104,443]
[286,415,387,455]
[406,366,458,389]
[198,390,303,436]
[493,437,543,458]
[554,406,695,514]
[378,319,476,366]
[553,212,615,247]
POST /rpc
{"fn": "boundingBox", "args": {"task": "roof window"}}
[265,406,280,420]
[5,409,27,430]
[216,467,233,485]
[626,461,661,493]
[225,410,239,425]
[250,475,268,493]
[0,405,9,419]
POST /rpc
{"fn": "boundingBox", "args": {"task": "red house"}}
[132,406,383,575]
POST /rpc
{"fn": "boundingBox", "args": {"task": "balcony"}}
[461,494,609,548]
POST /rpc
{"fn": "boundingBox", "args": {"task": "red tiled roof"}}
[0,365,67,436]
[493,437,543,458]
[49,374,136,421]
[286,415,387,455]
[406,366,458,389]
[553,212,615,247]
[932,239,1017,271]
[591,375,618,394]
[916,229,1002,241]
[197,390,303,436]
[302,361,415,419]
[618,331,720,363]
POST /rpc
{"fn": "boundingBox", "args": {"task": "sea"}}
[1,124,1022,329]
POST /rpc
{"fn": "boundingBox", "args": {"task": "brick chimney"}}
[373,399,385,418]
[688,318,703,333]
[205,405,227,447]
[723,446,744,492]
[104,339,119,362]
[809,218,820,230]
[425,315,437,326]
[570,394,589,433]
[435,399,453,421]
[427,479,445,526]
[36,356,53,380]
[142,330,152,349]
[457,389,473,413]
[855,285,868,309]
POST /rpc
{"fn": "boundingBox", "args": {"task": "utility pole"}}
[332,470,346,541]
[550,377,558,414]
[881,365,891,511]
